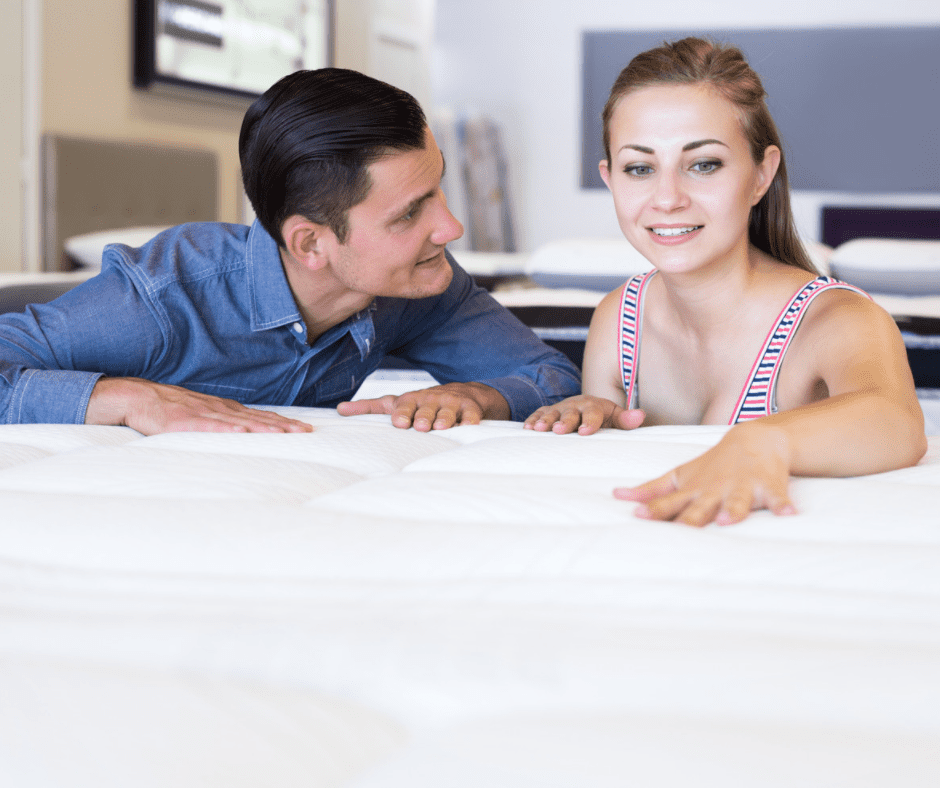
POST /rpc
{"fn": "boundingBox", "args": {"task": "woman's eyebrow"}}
[683,139,728,151]
[619,139,728,154]
[621,144,655,154]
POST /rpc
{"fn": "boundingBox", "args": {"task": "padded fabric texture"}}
[1,410,939,787]
[830,239,940,295]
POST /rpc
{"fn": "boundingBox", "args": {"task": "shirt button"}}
[292,322,304,334]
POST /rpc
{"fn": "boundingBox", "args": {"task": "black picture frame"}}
[134,0,333,100]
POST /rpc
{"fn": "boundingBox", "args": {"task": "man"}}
[0,69,579,434]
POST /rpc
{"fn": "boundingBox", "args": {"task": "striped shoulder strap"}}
[619,271,656,411]
[729,276,870,424]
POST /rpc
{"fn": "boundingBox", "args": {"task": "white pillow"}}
[65,226,172,269]
[447,250,529,277]
[523,238,836,290]
[803,240,834,275]
[829,239,940,296]
[525,238,654,291]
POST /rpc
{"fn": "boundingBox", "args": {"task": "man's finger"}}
[390,398,420,429]
[336,396,398,417]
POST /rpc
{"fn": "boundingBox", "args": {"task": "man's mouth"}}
[417,249,445,265]
[650,226,703,237]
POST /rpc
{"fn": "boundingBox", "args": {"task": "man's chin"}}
[412,254,453,297]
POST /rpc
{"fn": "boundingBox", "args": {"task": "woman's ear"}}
[598,159,612,191]
[753,145,781,204]
[280,215,332,271]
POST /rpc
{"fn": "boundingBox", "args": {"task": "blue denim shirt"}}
[0,221,580,424]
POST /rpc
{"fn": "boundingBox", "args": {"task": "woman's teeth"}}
[651,226,702,236]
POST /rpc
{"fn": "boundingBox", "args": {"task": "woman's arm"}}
[618,291,927,526]
[525,287,645,433]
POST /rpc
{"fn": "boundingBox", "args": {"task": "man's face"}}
[323,127,464,300]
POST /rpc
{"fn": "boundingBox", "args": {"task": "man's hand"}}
[85,377,313,435]
[524,395,645,435]
[336,382,510,431]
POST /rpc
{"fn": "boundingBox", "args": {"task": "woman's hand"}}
[614,421,797,527]
[524,395,645,435]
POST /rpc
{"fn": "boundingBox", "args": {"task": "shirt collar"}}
[244,220,377,358]
[245,220,304,332]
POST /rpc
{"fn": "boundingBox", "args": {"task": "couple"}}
[0,39,925,525]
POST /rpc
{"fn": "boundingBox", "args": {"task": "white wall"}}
[432,0,940,252]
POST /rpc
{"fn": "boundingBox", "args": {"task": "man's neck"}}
[279,248,373,344]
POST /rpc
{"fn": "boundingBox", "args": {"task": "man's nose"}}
[432,195,464,245]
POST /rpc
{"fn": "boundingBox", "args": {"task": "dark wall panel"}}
[582,28,940,192]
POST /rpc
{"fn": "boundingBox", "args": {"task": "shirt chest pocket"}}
[313,356,363,403]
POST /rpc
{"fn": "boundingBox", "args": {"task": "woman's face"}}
[599,83,779,277]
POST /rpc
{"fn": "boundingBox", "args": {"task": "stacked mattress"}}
[1,409,939,786]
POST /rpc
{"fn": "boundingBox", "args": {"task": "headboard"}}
[41,135,219,272]
[822,207,940,248]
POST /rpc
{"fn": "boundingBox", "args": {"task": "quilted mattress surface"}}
[1,408,939,787]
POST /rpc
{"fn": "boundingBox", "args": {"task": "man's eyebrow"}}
[389,154,447,222]
[619,139,728,154]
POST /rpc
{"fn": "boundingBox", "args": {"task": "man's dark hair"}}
[239,68,427,247]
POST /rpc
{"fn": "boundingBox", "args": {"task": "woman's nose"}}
[651,170,688,211]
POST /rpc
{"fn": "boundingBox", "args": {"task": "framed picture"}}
[134,0,333,100]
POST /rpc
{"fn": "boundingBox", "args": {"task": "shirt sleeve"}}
[0,263,166,425]
[382,255,582,420]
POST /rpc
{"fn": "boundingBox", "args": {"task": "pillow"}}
[64,226,172,269]
[447,250,529,277]
[803,240,834,275]
[829,239,940,296]
[525,238,654,291]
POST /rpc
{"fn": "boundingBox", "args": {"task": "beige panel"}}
[0,0,24,272]
[41,136,218,272]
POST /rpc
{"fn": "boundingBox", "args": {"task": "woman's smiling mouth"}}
[650,225,703,237]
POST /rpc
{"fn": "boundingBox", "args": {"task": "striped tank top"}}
[618,271,870,424]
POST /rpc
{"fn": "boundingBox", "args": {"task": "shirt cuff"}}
[7,369,104,425]
[478,375,565,422]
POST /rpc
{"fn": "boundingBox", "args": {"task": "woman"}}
[524,37,926,526]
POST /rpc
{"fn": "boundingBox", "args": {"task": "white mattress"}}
[2,410,940,787]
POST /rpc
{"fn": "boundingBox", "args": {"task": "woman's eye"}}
[624,164,653,177]
[691,159,722,174]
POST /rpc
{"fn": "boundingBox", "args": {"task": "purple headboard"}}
[822,207,940,249]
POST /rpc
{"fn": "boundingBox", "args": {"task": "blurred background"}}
[3,0,938,273]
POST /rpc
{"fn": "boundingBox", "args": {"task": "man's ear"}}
[280,215,332,271]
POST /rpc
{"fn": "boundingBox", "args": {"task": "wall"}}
[37,0,371,244]
[0,0,25,273]
[432,0,940,252]
[42,1,247,225]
